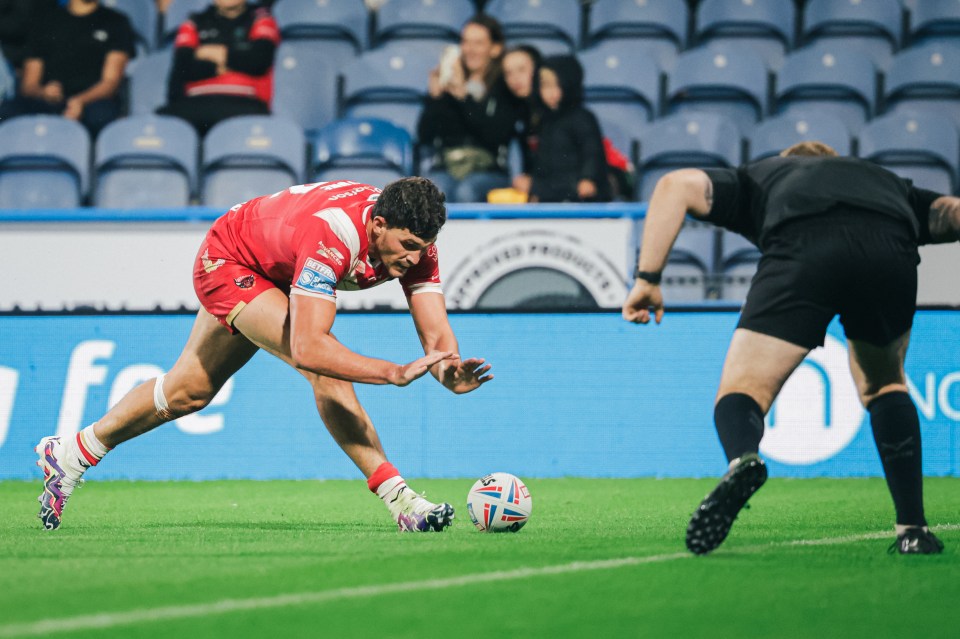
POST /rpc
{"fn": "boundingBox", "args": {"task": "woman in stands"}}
[416,14,519,203]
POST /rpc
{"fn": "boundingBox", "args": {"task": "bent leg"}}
[231,288,387,477]
[713,329,810,461]
[849,331,927,527]
[95,309,259,447]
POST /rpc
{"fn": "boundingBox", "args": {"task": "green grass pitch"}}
[1,477,958,638]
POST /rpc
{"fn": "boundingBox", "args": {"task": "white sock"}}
[895,524,929,535]
[61,424,109,477]
[377,476,411,517]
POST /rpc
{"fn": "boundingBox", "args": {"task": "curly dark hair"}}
[372,177,447,240]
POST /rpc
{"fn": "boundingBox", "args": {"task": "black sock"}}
[714,393,765,463]
[868,392,926,527]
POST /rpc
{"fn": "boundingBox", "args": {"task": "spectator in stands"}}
[0,0,57,74]
[502,44,544,180]
[157,0,280,136]
[0,0,135,136]
[417,14,518,203]
[515,55,611,203]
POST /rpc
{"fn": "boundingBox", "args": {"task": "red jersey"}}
[204,181,442,304]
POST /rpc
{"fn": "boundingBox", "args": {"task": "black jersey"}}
[24,4,135,98]
[702,157,943,249]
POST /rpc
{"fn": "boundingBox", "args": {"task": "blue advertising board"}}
[0,311,957,480]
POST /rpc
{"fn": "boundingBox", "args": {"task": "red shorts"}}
[192,239,280,333]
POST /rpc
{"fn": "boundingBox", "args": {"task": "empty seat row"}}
[0,114,413,209]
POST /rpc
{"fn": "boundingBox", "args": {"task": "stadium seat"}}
[717,229,760,301]
[883,41,960,128]
[800,0,903,70]
[636,112,742,201]
[127,51,172,115]
[0,53,14,102]
[273,0,367,69]
[694,0,795,70]
[587,0,687,63]
[201,116,306,208]
[103,0,158,52]
[311,117,413,188]
[775,43,877,134]
[857,110,959,194]
[337,43,441,137]
[909,0,960,46]
[93,115,197,208]
[160,0,207,46]
[748,111,851,160]
[0,116,90,209]
[580,41,662,154]
[271,42,339,135]
[666,45,769,135]
[373,0,474,48]
[485,0,582,54]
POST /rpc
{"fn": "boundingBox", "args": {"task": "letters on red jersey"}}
[204,181,442,303]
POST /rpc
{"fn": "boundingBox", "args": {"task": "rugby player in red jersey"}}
[35,177,493,531]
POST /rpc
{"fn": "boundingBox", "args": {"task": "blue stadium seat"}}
[312,118,413,188]
[373,0,474,48]
[884,41,960,128]
[587,0,687,61]
[858,110,959,194]
[666,45,769,135]
[338,43,441,137]
[273,0,367,68]
[580,41,662,153]
[0,52,14,102]
[103,0,157,52]
[485,0,582,54]
[800,0,903,70]
[775,43,877,134]
[128,51,172,115]
[636,112,742,201]
[0,116,90,209]
[202,116,306,208]
[93,115,197,208]
[748,110,851,160]
[907,0,960,46]
[695,0,795,70]
[161,0,208,46]
[271,42,339,135]
[719,230,760,302]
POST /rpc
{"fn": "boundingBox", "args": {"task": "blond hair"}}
[779,141,839,157]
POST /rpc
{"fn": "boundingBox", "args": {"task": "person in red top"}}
[35,177,493,533]
[157,0,279,135]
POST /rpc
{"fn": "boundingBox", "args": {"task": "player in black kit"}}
[623,141,960,555]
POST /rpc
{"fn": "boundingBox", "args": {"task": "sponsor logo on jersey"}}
[93,30,108,42]
[296,258,338,295]
[201,249,225,273]
[319,180,358,191]
[329,186,375,200]
[316,241,344,266]
[234,275,256,289]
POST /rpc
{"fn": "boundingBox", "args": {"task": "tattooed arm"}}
[928,196,960,244]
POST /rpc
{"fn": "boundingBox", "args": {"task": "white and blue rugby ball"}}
[466,472,533,533]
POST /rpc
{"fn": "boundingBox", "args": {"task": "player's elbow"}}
[289,337,328,375]
[657,169,712,216]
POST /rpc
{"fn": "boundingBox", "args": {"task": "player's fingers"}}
[655,307,665,324]
[474,364,492,376]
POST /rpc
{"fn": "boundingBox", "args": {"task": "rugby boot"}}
[35,436,85,530]
[888,528,945,555]
[686,453,767,555]
[393,488,455,532]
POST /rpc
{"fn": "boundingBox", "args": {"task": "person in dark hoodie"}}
[515,54,611,203]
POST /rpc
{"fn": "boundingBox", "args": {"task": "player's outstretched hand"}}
[393,351,457,387]
[622,279,664,325]
[440,357,494,394]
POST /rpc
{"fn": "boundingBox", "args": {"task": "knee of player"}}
[858,382,909,407]
[161,377,219,416]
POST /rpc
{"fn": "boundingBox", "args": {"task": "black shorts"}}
[738,210,920,349]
